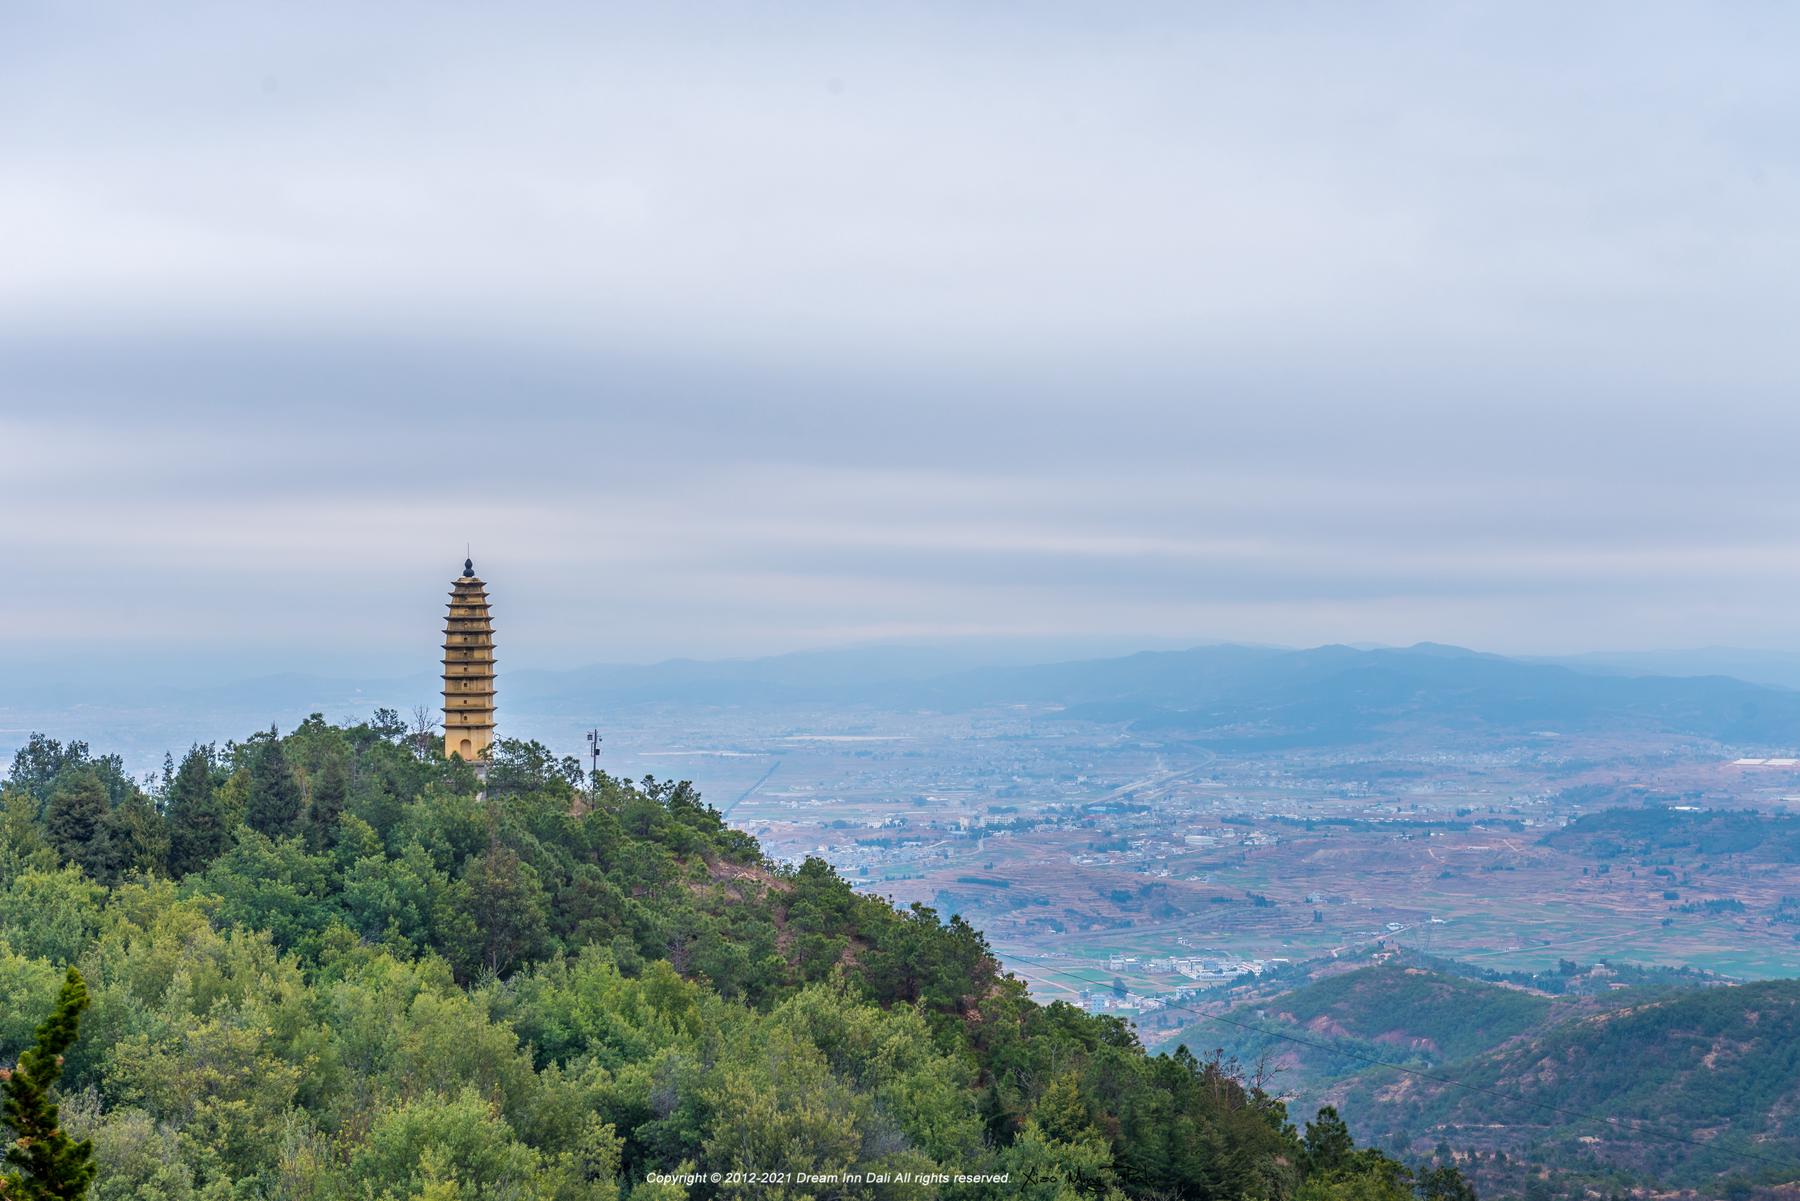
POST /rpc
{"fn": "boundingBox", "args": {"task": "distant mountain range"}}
[518,640,1800,747]
[9,641,1800,771]
[928,642,1800,747]
[1531,646,1800,691]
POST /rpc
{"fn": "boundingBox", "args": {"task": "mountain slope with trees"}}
[1168,960,1800,1198]
[0,717,1467,1201]
[1339,977,1800,1196]
[1170,963,1557,1092]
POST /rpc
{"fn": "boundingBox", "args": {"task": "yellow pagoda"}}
[442,557,497,762]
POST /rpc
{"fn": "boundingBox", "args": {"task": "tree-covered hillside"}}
[1170,964,1555,1096]
[0,717,1465,1201]
[1340,978,1800,1196]
[1542,806,1800,862]
[1170,957,1800,1197]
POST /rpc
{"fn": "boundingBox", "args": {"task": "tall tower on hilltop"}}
[442,557,497,763]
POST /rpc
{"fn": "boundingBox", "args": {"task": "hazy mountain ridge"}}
[1533,647,1800,692]
[1060,646,1800,746]
[32,640,1800,720]
[11,641,1800,776]
[906,642,1800,746]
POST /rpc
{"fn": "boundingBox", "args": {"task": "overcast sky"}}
[7,2,1800,681]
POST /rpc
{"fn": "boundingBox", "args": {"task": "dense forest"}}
[0,716,1473,1200]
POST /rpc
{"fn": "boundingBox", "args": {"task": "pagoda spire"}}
[442,558,496,764]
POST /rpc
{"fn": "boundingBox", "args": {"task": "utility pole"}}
[586,728,603,787]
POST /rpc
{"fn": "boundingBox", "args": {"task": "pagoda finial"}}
[463,556,474,577]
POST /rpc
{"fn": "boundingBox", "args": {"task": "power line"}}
[1015,958,1800,1178]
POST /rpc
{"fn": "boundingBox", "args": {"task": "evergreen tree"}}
[0,787,52,879]
[245,727,302,838]
[164,744,229,877]
[306,757,349,851]
[1033,1073,1097,1145]
[84,755,137,812]
[1418,1163,1480,1201]
[43,769,107,877]
[93,791,169,883]
[5,736,90,806]
[1304,1106,1356,1175]
[0,967,96,1201]
[368,707,408,744]
[454,847,551,977]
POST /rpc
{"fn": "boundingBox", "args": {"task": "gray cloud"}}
[5,2,1800,682]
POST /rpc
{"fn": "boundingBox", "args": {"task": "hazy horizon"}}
[14,631,1800,695]
[17,630,1800,705]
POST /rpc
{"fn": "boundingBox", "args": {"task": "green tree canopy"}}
[1,967,96,1201]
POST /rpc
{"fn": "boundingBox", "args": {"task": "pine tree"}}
[1419,1163,1479,1201]
[4,736,89,807]
[245,727,302,838]
[0,967,96,1201]
[1033,1073,1095,1144]
[1303,1106,1355,1175]
[164,744,228,876]
[43,769,107,877]
[94,791,170,883]
[306,757,349,851]
[455,847,552,977]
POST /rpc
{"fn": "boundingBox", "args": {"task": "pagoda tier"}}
[442,559,497,763]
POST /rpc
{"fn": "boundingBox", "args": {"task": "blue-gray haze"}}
[5,3,1800,686]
